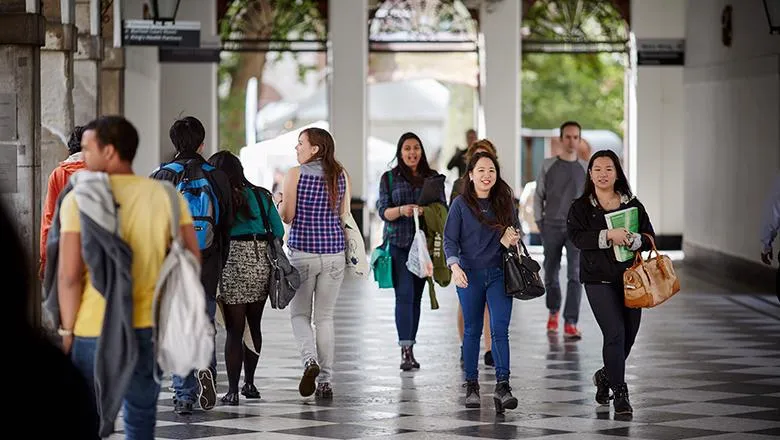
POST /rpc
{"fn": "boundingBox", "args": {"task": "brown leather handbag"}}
[623,234,681,308]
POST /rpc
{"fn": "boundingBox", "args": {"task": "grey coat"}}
[42,171,136,438]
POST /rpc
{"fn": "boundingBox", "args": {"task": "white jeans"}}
[288,249,345,383]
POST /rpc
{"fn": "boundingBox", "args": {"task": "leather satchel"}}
[623,234,680,308]
[503,240,545,300]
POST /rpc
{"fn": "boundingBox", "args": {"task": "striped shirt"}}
[288,160,346,254]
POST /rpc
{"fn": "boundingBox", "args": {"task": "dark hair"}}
[464,138,497,164]
[169,116,205,154]
[67,125,86,155]
[463,152,515,231]
[300,127,344,212]
[579,149,632,203]
[208,151,255,220]
[84,116,139,162]
[559,121,582,138]
[393,132,434,188]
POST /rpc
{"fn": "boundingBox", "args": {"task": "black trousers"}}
[585,283,642,387]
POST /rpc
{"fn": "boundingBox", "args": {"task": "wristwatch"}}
[57,326,73,337]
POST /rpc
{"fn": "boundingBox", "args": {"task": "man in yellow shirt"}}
[57,116,200,439]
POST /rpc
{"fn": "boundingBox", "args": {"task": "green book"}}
[604,207,639,262]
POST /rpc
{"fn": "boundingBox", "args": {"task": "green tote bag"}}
[371,241,394,289]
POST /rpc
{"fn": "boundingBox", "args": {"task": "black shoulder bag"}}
[503,238,545,300]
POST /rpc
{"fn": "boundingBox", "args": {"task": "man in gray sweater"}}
[534,121,588,339]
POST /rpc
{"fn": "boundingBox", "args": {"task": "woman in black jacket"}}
[567,150,655,415]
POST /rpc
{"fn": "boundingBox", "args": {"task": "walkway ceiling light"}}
[151,0,181,23]
[763,0,780,34]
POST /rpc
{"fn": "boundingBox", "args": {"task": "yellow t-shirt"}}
[59,174,193,337]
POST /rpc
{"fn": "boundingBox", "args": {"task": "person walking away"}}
[277,127,351,399]
[760,172,780,302]
[209,151,285,404]
[535,121,588,339]
[40,126,87,278]
[567,149,656,415]
[444,151,520,414]
[55,116,201,438]
[150,116,233,414]
[377,132,446,371]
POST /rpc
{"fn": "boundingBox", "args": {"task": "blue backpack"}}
[161,160,220,251]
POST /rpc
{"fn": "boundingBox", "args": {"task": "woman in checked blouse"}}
[276,127,352,399]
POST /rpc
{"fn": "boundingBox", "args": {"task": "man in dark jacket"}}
[150,116,233,414]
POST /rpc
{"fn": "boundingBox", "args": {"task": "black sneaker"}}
[299,358,320,397]
[484,350,494,367]
[241,383,261,399]
[315,382,333,399]
[493,381,518,414]
[593,368,612,405]
[197,369,217,410]
[174,400,193,415]
[464,380,480,408]
[612,383,633,415]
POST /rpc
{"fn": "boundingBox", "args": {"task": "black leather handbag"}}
[503,240,545,300]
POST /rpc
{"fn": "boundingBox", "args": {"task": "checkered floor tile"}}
[107,255,780,439]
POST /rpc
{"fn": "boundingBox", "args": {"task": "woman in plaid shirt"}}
[376,132,445,371]
[277,127,352,399]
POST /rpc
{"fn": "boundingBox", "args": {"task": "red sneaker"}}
[564,323,582,340]
[547,313,559,333]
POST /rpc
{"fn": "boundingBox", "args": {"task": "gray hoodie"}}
[43,171,136,438]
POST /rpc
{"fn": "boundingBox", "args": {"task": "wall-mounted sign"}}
[122,20,200,47]
[637,39,685,66]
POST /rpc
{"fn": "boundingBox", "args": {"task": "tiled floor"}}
[110,253,780,439]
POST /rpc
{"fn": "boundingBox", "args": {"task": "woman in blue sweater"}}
[444,151,521,413]
[209,151,285,405]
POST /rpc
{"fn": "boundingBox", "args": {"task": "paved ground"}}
[109,253,780,440]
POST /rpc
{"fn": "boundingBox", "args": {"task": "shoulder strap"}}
[252,187,273,235]
[162,182,181,242]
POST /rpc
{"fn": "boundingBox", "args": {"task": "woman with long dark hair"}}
[567,150,655,415]
[277,127,351,399]
[376,132,445,371]
[209,151,285,405]
[444,152,520,413]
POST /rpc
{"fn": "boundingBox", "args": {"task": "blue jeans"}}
[71,328,160,440]
[172,293,217,403]
[542,224,582,324]
[457,266,513,382]
[391,244,427,346]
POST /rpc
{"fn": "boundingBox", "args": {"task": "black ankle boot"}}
[400,347,414,371]
[409,345,420,369]
[493,381,518,414]
[593,368,611,405]
[612,383,633,415]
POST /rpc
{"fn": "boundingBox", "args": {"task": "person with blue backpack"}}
[150,116,233,415]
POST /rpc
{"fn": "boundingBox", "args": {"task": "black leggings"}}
[222,299,267,393]
[585,283,641,387]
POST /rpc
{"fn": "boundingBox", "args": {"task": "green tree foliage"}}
[521,52,626,136]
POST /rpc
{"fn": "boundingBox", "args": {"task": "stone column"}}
[41,0,76,205]
[100,0,124,116]
[0,2,46,326]
[329,0,368,233]
[74,0,102,124]
[479,0,521,191]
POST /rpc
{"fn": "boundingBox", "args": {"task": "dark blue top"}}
[444,196,517,270]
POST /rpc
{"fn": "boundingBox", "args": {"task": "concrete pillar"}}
[100,0,124,116]
[629,0,685,249]
[73,0,102,124]
[479,0,521,192]
[329,0,368,201]
[0,2,46,326]
[41,0,76,205]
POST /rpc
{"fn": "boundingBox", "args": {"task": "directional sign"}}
[122,20,200,47]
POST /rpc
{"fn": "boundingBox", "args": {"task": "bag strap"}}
[251,187,273,237]
[162,182,181,243]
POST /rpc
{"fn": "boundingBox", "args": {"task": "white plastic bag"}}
[406,211,433,278]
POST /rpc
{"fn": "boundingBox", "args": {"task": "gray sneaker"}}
[464,380,480,408]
